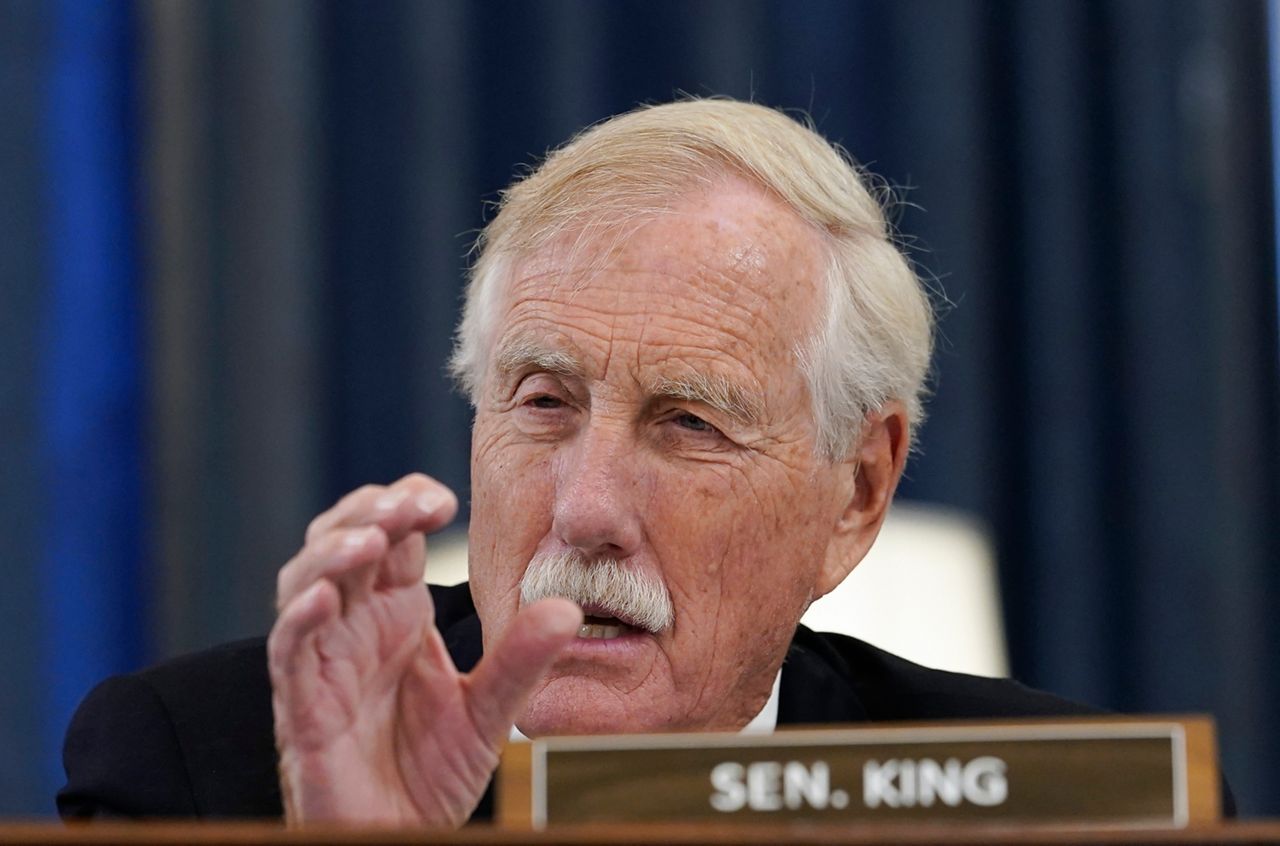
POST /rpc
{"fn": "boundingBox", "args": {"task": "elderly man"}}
[59,99,1093,823]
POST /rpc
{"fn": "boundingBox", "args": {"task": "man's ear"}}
[815,400,911,598]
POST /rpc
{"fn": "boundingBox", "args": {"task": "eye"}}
[673,411,714,432]
[658,408,733,454]
[525,394,565,410]
[512,387,575,438]
[511,373,572,412]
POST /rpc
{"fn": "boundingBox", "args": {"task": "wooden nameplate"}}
[497,716,1220,830]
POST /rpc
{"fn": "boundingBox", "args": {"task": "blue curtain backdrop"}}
[0,0,1276,818]
[39,0,146,794]
[1,0,146,812]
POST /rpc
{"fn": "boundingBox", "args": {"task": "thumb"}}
[465,598,582,744]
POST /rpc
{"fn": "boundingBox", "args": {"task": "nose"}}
[551,423,644,559]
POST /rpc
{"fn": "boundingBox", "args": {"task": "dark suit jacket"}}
[54,582,1127,820]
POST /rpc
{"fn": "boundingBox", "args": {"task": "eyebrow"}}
[648,372,765,429]
[493,337,586,380]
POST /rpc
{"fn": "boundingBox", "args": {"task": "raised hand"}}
[268,474,582,827]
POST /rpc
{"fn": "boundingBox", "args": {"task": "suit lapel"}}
[777,625,870,726]
[443,612,483,674]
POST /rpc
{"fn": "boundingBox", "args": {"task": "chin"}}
[517,675,672,737]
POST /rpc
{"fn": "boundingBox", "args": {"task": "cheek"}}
[472,415,556,514]
[468,419,557,640]
[649,467,734,566]
[654,462,824,706]
[655,461,828,618]
[651,464,793,601]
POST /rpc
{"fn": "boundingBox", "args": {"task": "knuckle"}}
[320,527,350,555]
[332,524,377,554]
[352,483,382,500]
[306,485,384,542]
[401,472,437,493]
[303,514,327,544]
[337,484,383,518]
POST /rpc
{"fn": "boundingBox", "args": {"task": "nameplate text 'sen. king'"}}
[497,716,1220,829]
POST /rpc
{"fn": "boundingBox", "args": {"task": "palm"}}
[269,476,580,828]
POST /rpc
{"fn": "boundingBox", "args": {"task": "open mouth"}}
[577,614,640,640]
[575,602,653,640]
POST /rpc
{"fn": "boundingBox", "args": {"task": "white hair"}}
[520,550,674,634]
[449,98,933,461]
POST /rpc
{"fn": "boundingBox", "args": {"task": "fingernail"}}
[415,489,448,514]
[374,489,408,511]
[343,529,371,549]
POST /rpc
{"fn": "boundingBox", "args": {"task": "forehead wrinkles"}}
[495,182,827,386]
[503,262,775,359]
[507,253,809,358]
[499,270,781,396]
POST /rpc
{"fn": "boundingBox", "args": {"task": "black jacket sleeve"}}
[57,638,283,819]
[58,673,199,817]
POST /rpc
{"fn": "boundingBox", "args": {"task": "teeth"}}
[577,623,623,640]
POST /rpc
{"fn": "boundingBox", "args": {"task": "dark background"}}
[1,0,1276,818]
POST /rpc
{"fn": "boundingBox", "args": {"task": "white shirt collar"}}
[740,668,782,734]
[510,668,781,741]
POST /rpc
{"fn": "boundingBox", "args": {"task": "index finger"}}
[304,473,458,546]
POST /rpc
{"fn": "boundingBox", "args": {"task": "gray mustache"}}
[519,551,674,633]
